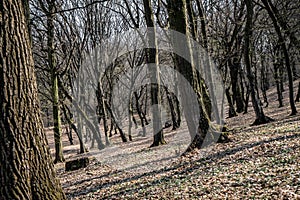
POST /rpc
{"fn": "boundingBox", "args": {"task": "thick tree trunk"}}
[0,1,66,199]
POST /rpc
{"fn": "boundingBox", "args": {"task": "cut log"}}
[65,157,89,171]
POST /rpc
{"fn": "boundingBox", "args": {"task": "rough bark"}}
[0,1,66,199]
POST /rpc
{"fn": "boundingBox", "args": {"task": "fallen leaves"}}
[55,111,300,199]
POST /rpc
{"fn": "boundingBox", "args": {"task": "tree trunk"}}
[143,0,166,147]
[165,87,179,130]
[229,58,245,113]
[167,0,211,150]
[225,87,238,118]
[104,101,127,142]
[244,0,273,125]
[96,82,110,145]
[0,1,66,199]
[46,0,64,163]
[261,0,297,115]
[61,104,86,153]
[295,81,300,102]
[273,47,284,107]
[134,91,147,136]
[260,55,269,107]
[194,0,220,124]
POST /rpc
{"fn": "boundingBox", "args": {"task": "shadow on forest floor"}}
[65,130,300,198]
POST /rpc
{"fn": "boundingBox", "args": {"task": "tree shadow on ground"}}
[65,133,300,199]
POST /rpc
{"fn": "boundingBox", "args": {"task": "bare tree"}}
[244,0,273,125]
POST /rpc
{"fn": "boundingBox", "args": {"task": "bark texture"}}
[0,1,66,199]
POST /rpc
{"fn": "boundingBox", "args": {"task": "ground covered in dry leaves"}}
[56,116,299,199]
[51,83,300,199]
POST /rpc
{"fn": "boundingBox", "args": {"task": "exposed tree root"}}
[251,116,275,126]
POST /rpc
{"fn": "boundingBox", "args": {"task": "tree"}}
[244,0,273,125]
[46,0,65,163]
[0,1,66,199]
[167,0,211,150]
[260,0,297,115]
[143,0,166,147]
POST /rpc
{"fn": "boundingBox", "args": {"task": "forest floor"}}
[47,81,300,199]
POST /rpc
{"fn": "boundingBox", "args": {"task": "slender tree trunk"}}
[0,1,66,199]
[260,55,269,107]
[244,0,273,125]
[261,0,297,115]
[61,104,86,153]
[143,0,166,147]
[96,82,110,145]
[295,81,300,102]
[167,0,211,150]
[134,91,147,136]
[226,87,237,118]
[273,47,284,107]
[165,87,179,130]
[104,101,127,142]
[243,85,251,114]
[46,0,64,163]
[194,0,220,124]
[229,58,245,113]
[128,97,134,141]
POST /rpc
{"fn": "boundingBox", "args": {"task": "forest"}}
[0,0,299,199]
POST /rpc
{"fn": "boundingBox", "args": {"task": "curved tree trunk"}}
[261,0,297,115]
[167,0,211,150]
[244,0,273,125]
[0,1,66,199]
[134,91,147,136]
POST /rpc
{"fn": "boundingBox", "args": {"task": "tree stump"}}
[65,157,89,171]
